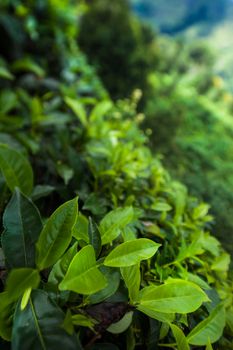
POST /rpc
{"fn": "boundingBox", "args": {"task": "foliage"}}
[0,0,232,349]
[143,38,233,256]
[78,0,158,101]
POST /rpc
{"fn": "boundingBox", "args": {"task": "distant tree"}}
[79,0,158,100]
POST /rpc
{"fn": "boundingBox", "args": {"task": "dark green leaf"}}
[88,217,102,257]
[2,189,42,268]
[11,290,81,349]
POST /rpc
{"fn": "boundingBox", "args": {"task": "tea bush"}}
[0,1,232,349]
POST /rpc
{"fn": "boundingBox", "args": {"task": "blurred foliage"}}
[143,38,233,256]
[78,0,233,258]
[78,0,158,101]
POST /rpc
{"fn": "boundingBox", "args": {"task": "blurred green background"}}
[78,0,233,257]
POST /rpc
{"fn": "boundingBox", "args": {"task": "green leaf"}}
[206,339,214,350]
[48,243,78,285]
[59,245,107,295]
[107,312,133,334]
[90,100,113,121]
[187,304,226,345]
[6,268,40,303]
[88,217,102,257]
[100,207,134,245]
[31,185,55,201]
[64,96,87,126]
[104,238,160,267]
[151,202,172,212]
[170,324,190,350]
[0,66,14,80]
[0,292,15,341]
[36,197,78,270]
[87,266,120,304]
[21,288,32,311]
[120,264,140,302]
[211,253,230,272]
[72,314,95,329]
[0,144,33,195]
[2,189,42,268]
[72,213,89,242]
[56,163,74,185]
[12,290,81,349]
[12,58,45,77]
[138,280,209,314]
[137,306,175,323]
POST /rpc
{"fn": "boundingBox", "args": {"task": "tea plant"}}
[0,0,232,349]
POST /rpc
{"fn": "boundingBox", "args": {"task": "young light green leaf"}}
[72,314,95,330]
[72,213,89,242]
[107,312,133,334]
[211,253,230,272]
[59,245,107,295]
[170,324,190,350]
[6,268,40,303]
[12,290,81,349]
[138,280,209,314]
[0,144,33,195]
[187,304,226,345]
[89,100,113,121]
[36,197,78,270]
[65,96,87,126]
[21,287,32,311]
[206,339,214,350]
[88,217,102,257]
[121,263,140,302]
[2,189,42,268]
[104,238,160,267]
[48,243,78,285]
[100,207,134,245]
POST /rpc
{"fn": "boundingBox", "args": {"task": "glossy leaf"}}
[2,189,42,268]
[170,324,190,350]
[36,197,78,270]
[100,207,134,245]
[138,280,209,314]
[0,144,33,195]
[187,304,226,345]
[59,245,107,295]
[104,238,160,267]
[11,290,81,349]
